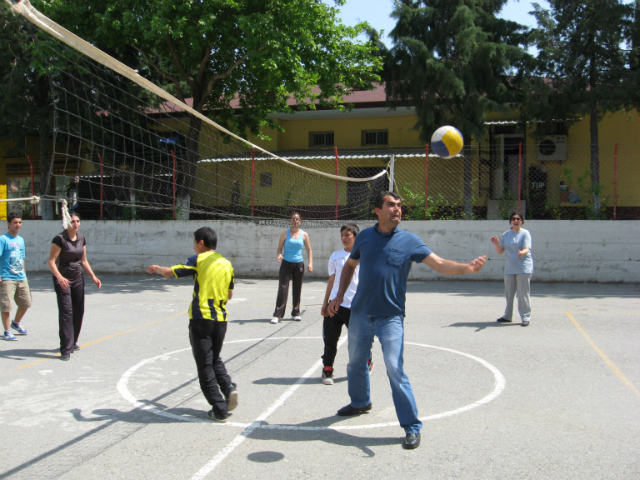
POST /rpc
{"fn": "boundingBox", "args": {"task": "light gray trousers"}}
[504,273,532,322]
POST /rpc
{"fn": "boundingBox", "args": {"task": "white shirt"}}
[328,249,359,309]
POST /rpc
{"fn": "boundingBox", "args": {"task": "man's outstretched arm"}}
[422,253,486,275]
[146,265,174,277]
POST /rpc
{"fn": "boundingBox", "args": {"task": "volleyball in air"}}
[431,126,464,158]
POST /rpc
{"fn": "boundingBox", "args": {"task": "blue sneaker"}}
[11,321,27,335]
[3,330,17,341]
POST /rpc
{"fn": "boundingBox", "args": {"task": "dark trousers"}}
[273,260,304,318]
[54,275,85,355]
[189,318,233,416]
[322,306,351,367]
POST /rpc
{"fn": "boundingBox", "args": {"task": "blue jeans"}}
[347,312,422,434]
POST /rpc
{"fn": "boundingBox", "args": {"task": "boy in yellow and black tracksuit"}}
[147,227,237,422]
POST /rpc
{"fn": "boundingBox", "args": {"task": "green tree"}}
[526,0,634,217]
[0,4,55,219]
[36,0,381,218]
[385,0,530,217]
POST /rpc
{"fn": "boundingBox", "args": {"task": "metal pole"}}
[614,143,618,220]
[26,156,36,219]
[98,153,104,220]
[250,150,255,217]
[171,150,177,220]
[334,146,339,220]
[425,145,429,220]
[389,155,395,193]
[518,143,522,213]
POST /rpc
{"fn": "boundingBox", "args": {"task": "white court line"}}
[190,336,348,480]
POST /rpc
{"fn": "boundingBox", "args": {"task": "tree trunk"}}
[463,146,473,218]
[175,115,203,220]
[38,128,54,220]
[589,60,601,217]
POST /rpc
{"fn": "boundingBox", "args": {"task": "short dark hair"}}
[341,223,359,237]
[374,191,401,209]
[289,211,301,220]
[510,212,525,224]
[7,212,22,223]
[194,227,217,249]
[70,211,81,220]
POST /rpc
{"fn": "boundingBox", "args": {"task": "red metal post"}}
[614,143,618,220]
[26,156,36,219]
[171,150,177,220]
[518,142,522,213]
[334,146,339,220]
[250,150,255,217]
[425,145,429,220]
[98,153,104,220]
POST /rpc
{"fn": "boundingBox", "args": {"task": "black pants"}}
[54,275,85,355]
[322,306,351,367]
[189,318,233,416]
[273,260,304,318]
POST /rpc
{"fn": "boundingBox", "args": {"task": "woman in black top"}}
[47,212,101,360]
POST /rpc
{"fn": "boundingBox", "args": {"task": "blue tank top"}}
[283,229,305,263]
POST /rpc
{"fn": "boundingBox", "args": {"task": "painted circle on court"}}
[117,337,505,430]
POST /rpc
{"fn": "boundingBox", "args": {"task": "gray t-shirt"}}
[499,228,533,275]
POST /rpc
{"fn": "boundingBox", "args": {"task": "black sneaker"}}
[522,320,530,327]
[226,383,238,411]
[60,353,71,361]
[207,410,231,423]
[322,367,334,385]
[73,344,80,351]
[497,317,512,323]
[337,403,372,416]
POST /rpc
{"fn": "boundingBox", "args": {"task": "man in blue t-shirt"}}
[329,191,486,450]
[0,212,32,341]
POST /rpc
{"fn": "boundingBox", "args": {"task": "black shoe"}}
[60,353,71,361]
[497,317,512,323]
[226,383,238,411]
[403,433,421,450]
[207,410,231,423]
[521,320,530,327]
[336,403,372,416]
[73,344,80,351]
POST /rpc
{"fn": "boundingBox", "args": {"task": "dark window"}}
[362,130,388,145]
[309,131,334,147]
[260,172,272,187]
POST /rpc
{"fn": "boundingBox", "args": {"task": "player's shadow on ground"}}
[447,321,522,332]
[253,376,347,385]
[248,415,402,456]
[0,348,61,361]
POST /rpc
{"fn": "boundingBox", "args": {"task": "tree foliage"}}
[526,0,635,215]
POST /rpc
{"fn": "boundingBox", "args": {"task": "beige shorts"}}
[0,280,32,311]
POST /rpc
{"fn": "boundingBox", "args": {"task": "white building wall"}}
[20,220,639,283]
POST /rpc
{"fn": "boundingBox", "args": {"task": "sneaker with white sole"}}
[10,321,27,335]
[321,367,334,385]
[270,317,280,324]
[207,410,231,423]
[292,316,302,321]
[3,330,17,341]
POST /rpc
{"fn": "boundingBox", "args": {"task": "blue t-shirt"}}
[282,229,305,263]
[499,228,533,275]
[350,224,432,316]
[0,234,27,281]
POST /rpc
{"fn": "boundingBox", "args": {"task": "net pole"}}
[26,156,36,219]
[250,150,255,217]
[518,143,522,213]
[171,150,177,220]
[614,143,618,220]
[98,153,104,220]
[334,147,339,220]
[425,145,429,220]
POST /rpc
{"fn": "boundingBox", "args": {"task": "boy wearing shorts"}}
[320,224,373,385]
[146,227,238,422]
[1,212,31,341]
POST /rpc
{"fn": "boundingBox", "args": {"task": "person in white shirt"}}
[319,224,373,385]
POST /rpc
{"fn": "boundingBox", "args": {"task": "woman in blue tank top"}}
[271,212,313,324]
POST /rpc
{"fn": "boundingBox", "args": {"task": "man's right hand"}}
[328,296,342,315]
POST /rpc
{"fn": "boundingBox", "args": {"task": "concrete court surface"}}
[1,273,639,480]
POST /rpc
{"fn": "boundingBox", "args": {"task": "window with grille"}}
[362,129,388,145]
[309,131,334,147]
